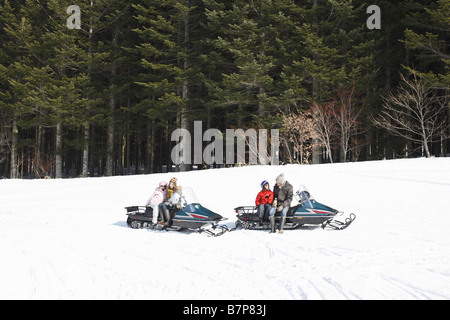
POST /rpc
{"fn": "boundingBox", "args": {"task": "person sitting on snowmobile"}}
[161,177,178,223]
[166,177,178,199]
[269,173,293,234]
[146,181,168,225]
[162,185,183,225]
[255,180,274,226]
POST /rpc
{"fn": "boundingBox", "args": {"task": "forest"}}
[0,0,448,178]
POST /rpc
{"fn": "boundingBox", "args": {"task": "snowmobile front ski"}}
[197,223,237,237]
[321,213,356,230]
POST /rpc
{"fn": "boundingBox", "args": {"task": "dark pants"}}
[257,204,271,221]
[160,203,171,222]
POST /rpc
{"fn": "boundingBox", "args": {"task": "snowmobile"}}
[234,185,355,231]
[125,187,231,236]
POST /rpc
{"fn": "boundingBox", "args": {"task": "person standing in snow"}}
[146,181,168,225]
[255,180,274,226]
[269,173,293,234]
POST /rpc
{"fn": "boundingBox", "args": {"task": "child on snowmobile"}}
[166,177,178,199]
[146,181,168,225]
[162,185,184,225]
[255,180,274,226]
[161,177,178,223]
[269,173,293,234]
[166,186,183,208]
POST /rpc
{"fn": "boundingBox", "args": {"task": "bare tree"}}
[372,74,448,158]
[334,86,365,162]
[280,110,317,164]
[310,100,338,163]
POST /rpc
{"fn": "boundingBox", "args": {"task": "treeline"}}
[0,0,448,178]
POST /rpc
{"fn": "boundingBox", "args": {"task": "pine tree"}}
[403,0,449,154]
[0,0,44,178]
[133,0,184,118]
[205,0,299,127]
[133,0,205,171]
[278,1,377,162]
[93,0,137,176]
[0,0,101,178]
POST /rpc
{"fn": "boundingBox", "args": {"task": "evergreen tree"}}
[1,0,448,177]
[403,0,449,154]
[0,0,48,178]
[133,0,207,171]
[132,0,185,172]
[204,0,300,127]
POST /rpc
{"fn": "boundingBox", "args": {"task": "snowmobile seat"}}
[273,205,300,217]
[144,206,153,217]
[287,205,300,216]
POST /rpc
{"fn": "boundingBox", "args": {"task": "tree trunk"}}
[424,142,431,158]
[105,25,119,176]
[105,93,115,176]
[180,1,190,172]
[35,125,42,177]
[326,137,334,164]
[10,119,18,179]
[82,0,94,178]
[311,0,320,164]
[181,1,189,132]
[82,123,89,177]
[55,122,63,179]
[146,120,155,174]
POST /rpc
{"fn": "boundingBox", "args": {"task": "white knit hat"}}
[275,173,285,185]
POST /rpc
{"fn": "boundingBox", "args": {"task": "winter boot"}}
[278,217,286,234]
[259,217,263,226]
[269,216,276,233]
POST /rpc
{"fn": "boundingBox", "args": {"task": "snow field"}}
[1,158,450,299]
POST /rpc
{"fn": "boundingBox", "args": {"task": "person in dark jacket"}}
[269,173,293,233]
[255,180,274,225]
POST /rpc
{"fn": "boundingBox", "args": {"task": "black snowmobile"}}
[126,187,231,236]
[235,185,355,231]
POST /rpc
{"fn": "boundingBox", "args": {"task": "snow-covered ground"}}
[1,158,450,300]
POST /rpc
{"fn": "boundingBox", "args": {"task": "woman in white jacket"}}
[146,181,168,225]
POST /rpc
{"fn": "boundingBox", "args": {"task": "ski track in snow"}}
[1,158,450,299]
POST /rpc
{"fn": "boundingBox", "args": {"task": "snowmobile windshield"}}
[180,187,201,206]
[297,185,314,208]
[299,191,314,209]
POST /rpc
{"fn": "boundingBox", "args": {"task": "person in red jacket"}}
[255,180,274,226]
